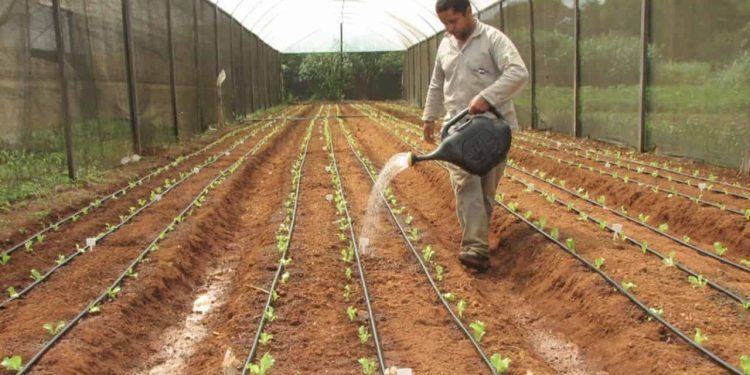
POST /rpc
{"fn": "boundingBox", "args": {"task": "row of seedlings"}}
[0,116,291,309]
[519,129,750,194]
[0,112,295,374]
[515,133,750,200]
[0,104,296,261]
[322,109,386,375]
[335,106,510,375]
[240,109,320,375]
[362,105,750,267]
[358,104,749,375]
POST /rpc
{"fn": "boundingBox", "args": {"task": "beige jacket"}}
[422,20,529,129]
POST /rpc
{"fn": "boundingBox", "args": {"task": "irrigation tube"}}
[507,162,750,275]
[336,116,499,375]
[241,114,317,374]
[516,135,750,201]
[0,120,280,309]
[522,131,750,194]
[324,117,387,373]
[1,106,298,259]
[18,115,295,375]
[503,171,749,307]
[363,105,744,375]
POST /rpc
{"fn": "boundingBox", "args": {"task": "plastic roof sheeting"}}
[216,0,500,53]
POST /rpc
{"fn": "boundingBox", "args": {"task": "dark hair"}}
[436,0,471,13]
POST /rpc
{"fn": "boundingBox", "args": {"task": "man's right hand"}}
[423,120,436,144]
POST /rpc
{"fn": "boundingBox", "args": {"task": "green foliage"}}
[43,320,65,336]
[694,328,708,345]
[490,353,511,373]
[1,355,22,372]
[247,352,275,375]
[469,320,486,342]
[359,358,378,375]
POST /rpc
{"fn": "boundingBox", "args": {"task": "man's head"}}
[436,0,475,40]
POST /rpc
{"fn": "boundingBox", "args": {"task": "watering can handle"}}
[441,106,503,140]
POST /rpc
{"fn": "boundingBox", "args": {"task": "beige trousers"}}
[446,161,505,257]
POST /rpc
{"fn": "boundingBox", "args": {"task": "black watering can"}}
[407,107,512,176]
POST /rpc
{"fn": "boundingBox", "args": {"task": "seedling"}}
[30,269,43,282]
[740,355,750,375]
[641,241,648,254]
[442,293,456,302]
[457,299,467,318]
[662,252,676,267]
[638,213,650,224]
[534,217,547,231]
[24,241,33,252]
[523,210,533,220]
[688,275,707,288]
[347,306,358,321]
[594,257,605,270]
[264,306,277,322]
[694,328,708,345]
[0,252,10,266]
[658,223,669,233]
[43,320,65,336]
[404,215,413,225]
[621,281,636,292]
[407,228,420,242]
[435,264,444,281]
[469,320,486,342]
[7,287,19,299]
[683,235,691,244]
[259,332,273,346]
[550,228,559,240]
[281,272,290,284]
[742,259,750,268]
[1,355,22,372]
[247,352,275,375]
[88,304,101,314]
[647,307,664,322]
[343,285,352,301]
[358,325,371,344]
[713,242,728,257]
[358,358,377,375]
[345,267,353,280]
[596,195,606,206]
[422,245,435,263]
[565,238,576,253]
[35,234,45,244]
[507,202,519,212]
[490,353,511,373]
[107,286,122,300]
[126,268,138,279]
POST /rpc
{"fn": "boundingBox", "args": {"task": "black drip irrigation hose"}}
[503,171,750,307]
[515,144,747,216]
[516,135,750,201]
[1,107,298,259]
[17,115,293,375]
[524,131,750,194]
[324,118,387,373]
[0,120,281,309]
[337,116,499,375]
[363,106,745,374]
[507,162,750,275]
[241,117,316,374]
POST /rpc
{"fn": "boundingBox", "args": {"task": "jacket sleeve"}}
[479,31,529,109]
[422,46,445,122]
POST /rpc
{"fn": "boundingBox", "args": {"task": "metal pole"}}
[214,2,219,77]
[499,0,505,31]
[340,22,344,100]
[193,0,204,132]
[638,0,650,152]
[230,19,237,119]
[52,0,76,180]
[166,0,179,140]
[573,0,581,137]
[239,23,246,117]
[528,0,537,130]
[122,0,142,155]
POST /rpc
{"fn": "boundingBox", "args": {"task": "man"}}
[423,0,528,272]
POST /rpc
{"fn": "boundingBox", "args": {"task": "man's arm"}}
[477,32,529,111]
[422,51,445,143]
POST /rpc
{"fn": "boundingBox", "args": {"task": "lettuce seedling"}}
[565,238,576,253]
[694,328,708,345]
[490,353,511,373]
[1,355,22,372]
[358,325,371,344]
[43,320,65,336]
[658,223,669,233]
[457,300,467,318]
[713,242,728,257]
[30,269,43,282]
[347,306,358,322]
[264,306,277,322]
[345,267,353,280]
[594,258,605,270]
[688,275,707,288]
[422,245,435,263]
[740,355,749,375]
[343,285,352,301]
[621,281,636,292]
[435,265,444,281]
[259,332,273,346]
[7,287,18,299]
[550,228,559,240]
[358,358,377,375]
[442,293,455,302]
[247,352,274,375]
[0,252,10,266]
[469,320,486,342]
[662,252,676,267]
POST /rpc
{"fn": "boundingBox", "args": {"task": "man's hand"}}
[423,120,436,144]
[468,95,490,115]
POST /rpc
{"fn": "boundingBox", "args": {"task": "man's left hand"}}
[468,95,490,115]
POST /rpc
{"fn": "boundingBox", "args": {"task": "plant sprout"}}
[658,223,669,233]
[404,215,413,225]
[407,228,420,242]
[638,213,650,223]
[0,252,10,266]
[435,264,444,281]
[345,267,353,280]
[688,275,707,288]
[490,353,511,373]
[621,281,636,292]
[43,320,65,336]
[565,238,576,253]
[741,259,750,268]
[347,306,358,322]
[442,293,456,302]
[1,356,22,372]
[523,210,533,220]
[259,332,273,346]
[358,358,377,375]
[30,269,43,282]
[247,352,275,375]
[694,328,708,345]
[740,355,750,375]
[550,228,559,240]
[713,242,728,257]
[24,241,33,252]
[507,202,519,212]
[422,245,435,263]
[662,252,676,267]
[469,320,486,342]
[281,272,290,284]
[594,257,605,270]
[358,325,371,344]
[107,286,122,300]
[457,299,467,318]
[343,285,352,301]
[264,306,277,322]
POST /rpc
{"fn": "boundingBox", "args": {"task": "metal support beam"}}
[573,0,581,137]
[122,0,142,155]
[192,0,204,131]
[52,0,76,180]
[638,0,650,152]
[528,0,537,130]
[166,0,179,140]
[230,19,237,119]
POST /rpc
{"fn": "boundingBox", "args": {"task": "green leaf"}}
[594,257,605,270]
[694,328,708,345]
[435,264,444,282]
[345,267,353,280]
[457,299,467,319]
[347,306,358,322]
[358,357,378,375]
[264,306,277,322]
[0,252,10,266]
[490,353,511,373]
[550,228,559,240]
[7,286,19,299]
[688,274,707,288]
[469,320,486,342]
[1,355,23,372]
[422,245,435,263]
[442,293,455,302]
[713,242,728,257]
[259,332,273,346]
[658,223,669,233]
[740,355,750,375]
[565,238,576,253]
[247,352,275,375]
[662,252,676,267]
[358,325,371,344]
[621,281,636,292]
[43,320,65,336]
[30,269,43,282]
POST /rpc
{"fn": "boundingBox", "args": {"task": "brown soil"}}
[0,103,747,375]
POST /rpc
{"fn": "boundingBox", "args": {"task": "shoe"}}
[458,251,490,272]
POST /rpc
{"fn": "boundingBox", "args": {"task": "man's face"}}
[437,8,474,40]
